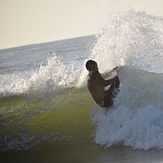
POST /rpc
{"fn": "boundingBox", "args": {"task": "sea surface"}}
[1,10,163,163]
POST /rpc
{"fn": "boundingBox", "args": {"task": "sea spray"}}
[91,10,163,150]
[91,10,163,73]
[0,53,81,97]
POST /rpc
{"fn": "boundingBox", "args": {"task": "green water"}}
[0,87,96,151]
[1,88,163,163]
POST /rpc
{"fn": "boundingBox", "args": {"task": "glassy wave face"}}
[0,36,96,151]
[1,10,163,151]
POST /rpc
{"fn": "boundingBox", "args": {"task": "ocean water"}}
[1,10,163,163]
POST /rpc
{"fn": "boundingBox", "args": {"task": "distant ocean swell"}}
[1,9,163,151]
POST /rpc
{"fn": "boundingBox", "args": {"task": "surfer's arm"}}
[102,66,119,79]
[97,73,118,87]
[104,76,118,86]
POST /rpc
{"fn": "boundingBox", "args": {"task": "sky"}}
[1,0,163,49]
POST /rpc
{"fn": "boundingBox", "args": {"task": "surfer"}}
[85,60,119,108]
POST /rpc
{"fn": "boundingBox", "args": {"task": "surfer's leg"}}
[103,97,113,107]
[103,84,114,107]
[103,77,120,107]
[106,77,120,97]
[106,83,114,97]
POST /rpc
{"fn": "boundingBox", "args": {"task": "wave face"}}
[91,10,163,150]
[1,10,163,151]
[0,36,95,151]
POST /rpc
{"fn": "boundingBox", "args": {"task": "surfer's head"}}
[85,60,97,71]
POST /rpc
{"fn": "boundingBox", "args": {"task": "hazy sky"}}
[1,0,163,49]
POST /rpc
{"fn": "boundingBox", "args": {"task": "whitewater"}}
[1,10,163,160]
[91,10,163,150]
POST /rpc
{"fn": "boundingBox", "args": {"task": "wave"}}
[0,50,92,151]
[0,37,93,151]
[0,53,82,98]
[0,86,95,151]
[90,10,163,150]
[92,66,163,150]
[1,9,163,151]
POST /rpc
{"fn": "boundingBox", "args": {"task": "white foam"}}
[91,10,163,74]
[91,10,163,150]
[92,105,163,150]
[0,53,81,97]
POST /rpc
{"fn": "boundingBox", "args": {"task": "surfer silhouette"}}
[85,60,119,108]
